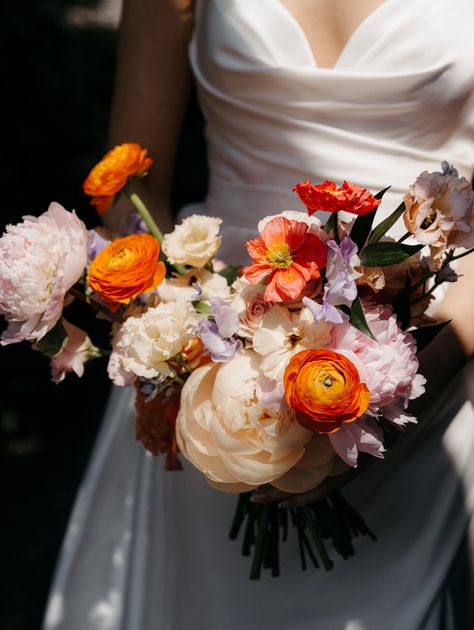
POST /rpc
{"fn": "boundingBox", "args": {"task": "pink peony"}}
[50,319,100,383]
[330,303,426,424]
[403,170,474,270]
[0,203,88,344]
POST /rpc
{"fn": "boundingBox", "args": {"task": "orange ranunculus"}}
[244,216,327,302]
[83,143,153,215]
[284,349,370,434]
[88,233,165,305]
[293,180,381,216]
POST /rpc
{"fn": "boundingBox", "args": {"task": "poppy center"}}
[266,243,293,269]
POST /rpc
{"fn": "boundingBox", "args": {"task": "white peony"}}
[162,214,222,267]
[176,351,338,491]
[253,304,332,380]
[0,202,88,345]
[108,301,197,385]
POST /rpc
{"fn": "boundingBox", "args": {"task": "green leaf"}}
[192,300,212,315]
[218,265,240,286]
[36,320,68,358]
[368,202,406,244]
[348,185,390,251]
[349,207,378,252]
[360,242,423,267]
[410,320,451,353]
[341,298,376,340]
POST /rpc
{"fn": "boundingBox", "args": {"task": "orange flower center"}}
[266,243,293,269]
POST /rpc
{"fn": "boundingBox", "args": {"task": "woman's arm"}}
[105,0,195,234]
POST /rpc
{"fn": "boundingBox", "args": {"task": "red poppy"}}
[293,180,381,216]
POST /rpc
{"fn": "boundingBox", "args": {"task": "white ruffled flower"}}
[253,304,332,380]
[156,268,230,304]
[162,214,222,267]
[108,302,197,385]
[0,202,88,344]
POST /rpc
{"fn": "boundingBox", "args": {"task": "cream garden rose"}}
[162,214,222,267]
[108,301,197,385]
[176,351,338,491]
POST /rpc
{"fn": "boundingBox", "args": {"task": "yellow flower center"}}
[420,209,437,230]
[266,243,293,269]
[310,366,347,404]
[323,187,344,197]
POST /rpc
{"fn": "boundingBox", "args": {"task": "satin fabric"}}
[43,1,474,628]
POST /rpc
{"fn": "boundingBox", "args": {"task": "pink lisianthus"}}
[50,319,100,383]
[331,303,426,423]
[403,170,474,270]
[0,203,88,344]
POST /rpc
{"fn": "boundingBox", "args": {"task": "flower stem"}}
[451,246,474,261]
[68,286,125,324]
[397,231,411,243]
[331,213,340,244]
[125,190,163,244]
[250,503,271,580]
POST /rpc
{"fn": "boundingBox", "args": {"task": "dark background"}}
[0,3,206,628]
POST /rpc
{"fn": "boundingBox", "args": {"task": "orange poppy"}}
[244,216,327,302]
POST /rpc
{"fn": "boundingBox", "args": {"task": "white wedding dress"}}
[44,1,474,629]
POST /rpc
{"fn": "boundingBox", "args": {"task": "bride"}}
[43,1,474,628]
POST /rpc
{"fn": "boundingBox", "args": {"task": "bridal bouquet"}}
[2,144,473,578]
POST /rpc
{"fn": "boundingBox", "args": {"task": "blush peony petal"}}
[0,202,88,345]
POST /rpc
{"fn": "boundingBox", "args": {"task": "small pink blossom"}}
[50,319,100,383]
[0,202,88,344]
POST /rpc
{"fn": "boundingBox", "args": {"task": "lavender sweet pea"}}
[199,298,242,362]
[304,235,361,325]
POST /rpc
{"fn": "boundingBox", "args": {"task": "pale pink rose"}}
[0,202,88,345]
[50,319,100,383]
[330,303,426,425]
[231,279,272,340]
[403,171,474,270]
[176,351,337,491]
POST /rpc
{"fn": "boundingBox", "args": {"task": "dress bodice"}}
[189,0,474,256]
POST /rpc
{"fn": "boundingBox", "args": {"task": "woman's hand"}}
[251,468,359,508]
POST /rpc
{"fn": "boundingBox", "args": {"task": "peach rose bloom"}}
[83,143,153,215]
[176,351,338,492]
[403,170,474,270]
[88,233,165,305]
[284,349,370,434]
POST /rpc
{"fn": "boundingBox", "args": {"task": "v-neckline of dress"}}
[272,0,395,71]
